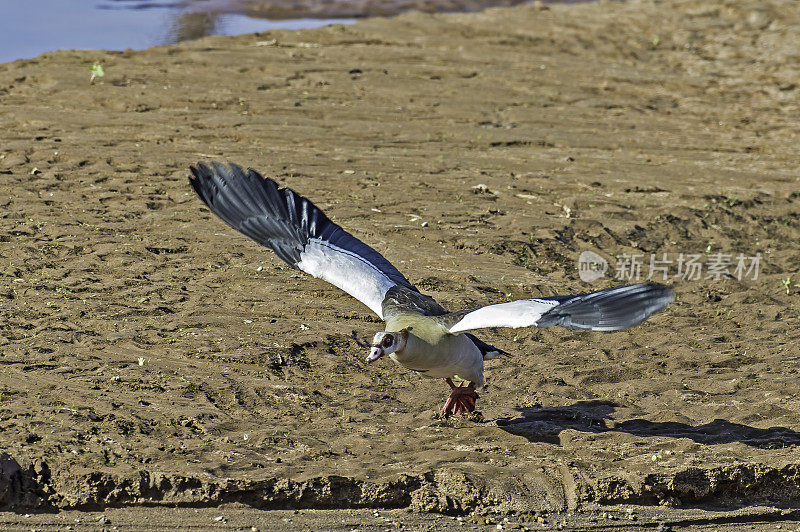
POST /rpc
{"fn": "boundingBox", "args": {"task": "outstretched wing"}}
[444,283,674,334]
[190,161,419,318]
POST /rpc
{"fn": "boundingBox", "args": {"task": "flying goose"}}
[189,162,674,416]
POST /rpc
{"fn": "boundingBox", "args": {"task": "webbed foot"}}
[441,378,478,416]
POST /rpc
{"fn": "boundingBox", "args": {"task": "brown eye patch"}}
[382,335,394,348]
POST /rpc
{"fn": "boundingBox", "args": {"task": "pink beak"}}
[366,346,384,363]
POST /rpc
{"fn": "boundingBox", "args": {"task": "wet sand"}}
[1,0,799,528]
[232,0,543,19]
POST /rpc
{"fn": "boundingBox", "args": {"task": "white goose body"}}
[385,320,484,385]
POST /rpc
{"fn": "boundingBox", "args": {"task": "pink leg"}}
[441,378,479,416]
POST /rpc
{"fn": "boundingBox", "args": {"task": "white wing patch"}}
[296,238,396,318]
[448,299,561,334]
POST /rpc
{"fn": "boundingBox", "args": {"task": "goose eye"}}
[382,334,394,348]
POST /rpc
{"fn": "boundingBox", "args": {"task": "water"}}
[0,0,355,64]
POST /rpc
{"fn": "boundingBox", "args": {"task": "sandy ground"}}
[231,0,543,19]
[1,505,800,531]
[1,0,800,528]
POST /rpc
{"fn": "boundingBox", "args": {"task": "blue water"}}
[0,0,355,64]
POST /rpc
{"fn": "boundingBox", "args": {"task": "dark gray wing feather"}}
[535,283,674,331]
[381,285,448,320]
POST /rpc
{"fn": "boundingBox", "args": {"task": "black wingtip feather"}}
[538,283,674,331]
[189,161,331,266]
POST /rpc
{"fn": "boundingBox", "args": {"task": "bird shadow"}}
[496,400,800,449]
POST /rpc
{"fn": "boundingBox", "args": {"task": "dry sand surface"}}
[1,0,800,528]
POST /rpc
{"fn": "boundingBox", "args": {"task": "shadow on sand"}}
[497,400,800,449]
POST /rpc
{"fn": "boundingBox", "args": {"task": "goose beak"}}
[366,346,384,364]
